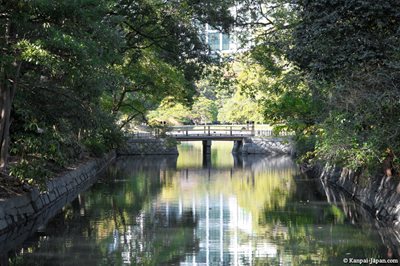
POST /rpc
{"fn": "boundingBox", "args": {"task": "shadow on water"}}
[1,141,400,265]
[320,180,400,261]
[3,155,197,265]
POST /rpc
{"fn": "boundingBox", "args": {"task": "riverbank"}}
[310,163,400,230]
[0,151,116,235]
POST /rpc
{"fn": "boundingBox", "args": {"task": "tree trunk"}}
[0,12,21,173]
[0,73,14,172]
[383,149,394,177]
[0,14,12,173]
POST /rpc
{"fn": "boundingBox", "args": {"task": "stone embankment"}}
[234,137,294,156]
[315,164,400,230]
[0,151,116,238]
[117,138,178,155]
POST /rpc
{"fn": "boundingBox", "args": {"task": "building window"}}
[208,32,220,51]
[222,34,230,51]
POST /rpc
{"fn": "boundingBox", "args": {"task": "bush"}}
[83,137,108,157]
[9,159,51,189]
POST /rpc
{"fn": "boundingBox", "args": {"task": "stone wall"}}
[240,137,294,155]
[0,151,116,239]
[315,163,400,230]
[117,138,178,155]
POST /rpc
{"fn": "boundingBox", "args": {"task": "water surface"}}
[6,141,399,265]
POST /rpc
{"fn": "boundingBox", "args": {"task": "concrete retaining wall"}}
[240,137,294,155]
[315,163,400,230]
[0,151,116,236]
[117,138,178,155]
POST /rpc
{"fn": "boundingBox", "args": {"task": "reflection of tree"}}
[258,180,385,265]
[8,149,394,265]
[131,210,198,265]
[321,180,400,261]
[160,156,297,234]
[9,156,198,266]
[177,141,234,169]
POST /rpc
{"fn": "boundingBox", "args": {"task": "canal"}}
[5,142,399,265]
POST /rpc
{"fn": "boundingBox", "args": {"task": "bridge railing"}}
[167,125,254,137]
[255,130,292,137]
[125,131,156,139]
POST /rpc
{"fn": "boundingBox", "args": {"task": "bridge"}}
[131,124,291,156]
[134,124,288,139]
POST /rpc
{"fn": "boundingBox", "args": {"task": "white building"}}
[201,4,268,56]
[203,24,239,55]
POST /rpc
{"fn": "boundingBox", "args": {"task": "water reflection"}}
[4,142,400,265]
[321,180,400,261]
[160,152,296,265]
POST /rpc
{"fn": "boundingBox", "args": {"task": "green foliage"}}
[147,96,219,125]
[196,63,237,101]
[294,134,317,161]
[240,0,400,171]
[9,159,50,189]
[99,0,238,129]
[0,0,238,183]
[190,96,218,124]
[147,98,192,125]
[289,0,400,79]
[218,92,264,123]
[289,0,400,169]
[82,137,107,158]
[164,137,178,148]
[82,125,124,158]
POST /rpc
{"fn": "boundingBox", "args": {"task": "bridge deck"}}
[130,124,291,140]
[172,134,251,141]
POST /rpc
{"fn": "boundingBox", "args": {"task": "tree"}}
[1,0,119,170]
[0,0,28,171]
[190,96,218,124]
[103,49,193,129]
[102,0,238,129]
[239,0,400,170]
[0,0,238,178]
[147,98,192,125]
[218,91,264,123]
[1,0,127,181]
[287,0,400,170]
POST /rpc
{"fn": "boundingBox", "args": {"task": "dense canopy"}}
[1,0,399,185]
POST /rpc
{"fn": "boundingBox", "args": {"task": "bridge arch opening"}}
[177,141,238,169]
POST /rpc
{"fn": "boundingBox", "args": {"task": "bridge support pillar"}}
[233,154,243,168]
[232,140,243,154]
[202,140,211,168]
[202,140,212,154]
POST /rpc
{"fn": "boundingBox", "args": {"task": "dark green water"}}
[6,142,400,265]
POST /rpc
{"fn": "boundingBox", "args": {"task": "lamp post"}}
[156,121,167,137]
